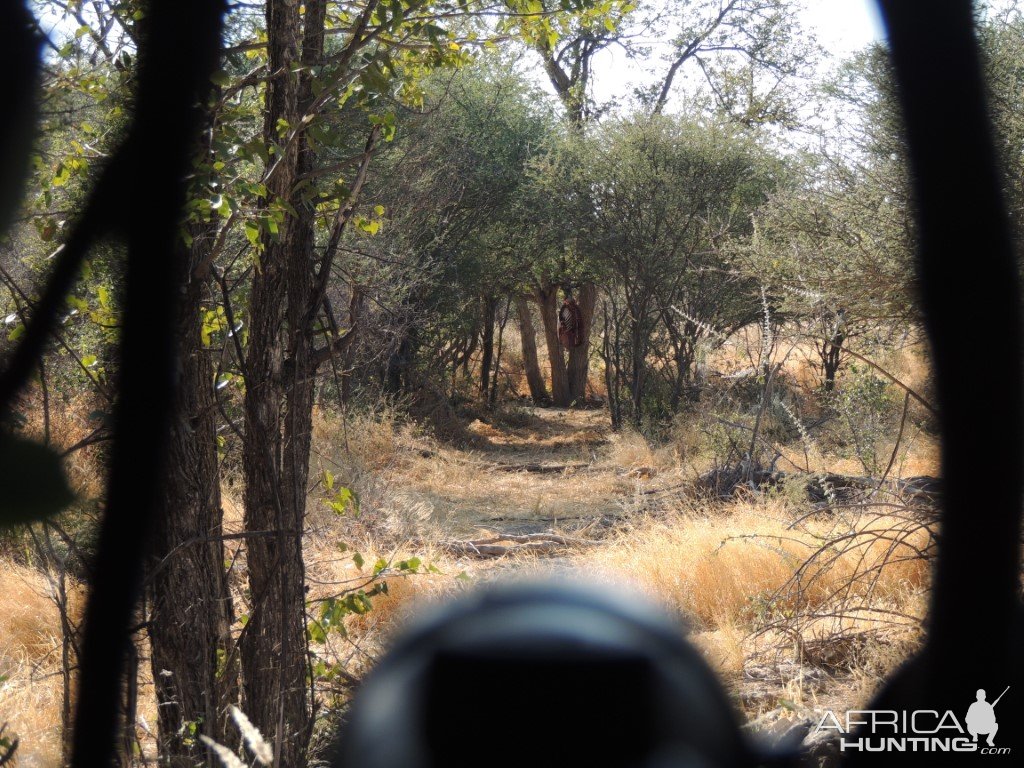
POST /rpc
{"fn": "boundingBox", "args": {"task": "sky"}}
[806,0,886,55]
[585,0,888,112]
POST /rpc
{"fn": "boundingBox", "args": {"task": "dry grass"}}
[311,405,406,475]
[0,324,941,753]
[574,495,931,711]
[0,561,78,768]
[300,386,936,715]
[584,500,813,628]
[18,389,107,500]
[310,406,639,539]
[0,559,158,767]
[301,527,470,690]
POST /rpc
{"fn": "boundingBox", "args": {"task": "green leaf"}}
[397,556,421,573]
[326,486,359,516]
[308,620,326,644]
[0,434,75,527]
[211,194,231,217]
[352,551,364,569]
[244,220,261,245]
[372,557,388,576]
[344,591,373,614]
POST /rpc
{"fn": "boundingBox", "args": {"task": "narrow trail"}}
[369,408,870,725]
[384,406,672,541]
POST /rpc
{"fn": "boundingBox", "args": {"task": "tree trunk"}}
[148,238,237,768]
[490,298,510,406]
[822,332,844,391]
[386,331,414,394]
[537,287,570,406]
[479,295,496,400]
[601,302,621,430]
[567,282,596,403]
[515,296,548,403]
[241,1,313,765]
[629,318,648,429]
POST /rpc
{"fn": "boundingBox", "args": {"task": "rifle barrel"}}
[992,686,1010,707]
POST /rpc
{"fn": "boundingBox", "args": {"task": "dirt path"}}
[382,406,668,540]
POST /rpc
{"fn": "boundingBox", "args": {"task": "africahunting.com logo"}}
[813,687,1011,754]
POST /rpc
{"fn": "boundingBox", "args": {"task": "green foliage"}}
[978,5,1024,223]
[743,46,916,331]
[322,470,361,516]
[306,551,430,648]
[360,56,558,381]
[539,114,780,425]
[830,364,900,475]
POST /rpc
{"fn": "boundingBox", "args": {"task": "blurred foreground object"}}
[338,582,765,768]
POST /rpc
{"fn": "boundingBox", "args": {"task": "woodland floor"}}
[304,403,924,749]
[2,397,933,765]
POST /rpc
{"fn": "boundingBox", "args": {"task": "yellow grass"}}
[579,498,931,694]
[1,327,941,750]
[585,501,813,628]
[0,562,72,768]
[18,390,107,500]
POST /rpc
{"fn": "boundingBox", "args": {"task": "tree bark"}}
[148,238,237,768]
[537,287,570,406]
[567,282,596,403]
[515,296,548,403]
[600,301,621,429]
[490,298,510,406]
[821,313,846,391]
[241,3,379,761]
[479,295,496,400]
[241,1,312,765]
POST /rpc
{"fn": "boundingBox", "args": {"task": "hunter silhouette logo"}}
[966,687,1009,747]
[813,686,1012,754]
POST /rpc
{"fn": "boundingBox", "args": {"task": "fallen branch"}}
[492,462,592,474]
[467,532,582,546]
[696,465,941,507]
[442,540,563,557]
[437,531,599,558]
